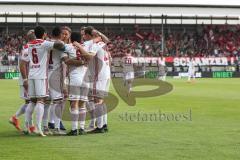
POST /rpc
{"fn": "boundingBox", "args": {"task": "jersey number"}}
[32,48,39,64]
[125,58,132,64]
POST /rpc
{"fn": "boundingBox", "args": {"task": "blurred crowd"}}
[108,24,240,57]
[1,24,240,65]
[0,33,27,66]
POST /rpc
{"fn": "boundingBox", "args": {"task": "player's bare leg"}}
[127,79,133,97]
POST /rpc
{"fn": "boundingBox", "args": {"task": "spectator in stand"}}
[1,24,240,61]
[0,54,2,66]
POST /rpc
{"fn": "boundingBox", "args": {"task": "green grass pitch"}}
[0,78,240,160]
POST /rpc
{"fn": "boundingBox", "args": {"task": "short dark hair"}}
[84,26,94,36]
[80,26,86,31]
[34,26,46,39]
[52,26,61,37]
[70,32,81,43]
[27,29,36,41]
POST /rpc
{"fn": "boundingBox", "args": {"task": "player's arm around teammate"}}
[91,29,110,44]
[26,26,65,137]
[72,41,97,58]
[82,26,110,133]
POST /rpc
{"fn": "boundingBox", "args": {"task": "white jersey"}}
[122,55,135,73]
[87,41,111,81]
[62,43,88,78]
[48,40,64,72]
[26,39,54,79]
[18,44,30,85]
[188,60,195,72]
[158,58,166,66]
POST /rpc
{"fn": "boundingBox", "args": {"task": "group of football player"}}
[9,25,111,136]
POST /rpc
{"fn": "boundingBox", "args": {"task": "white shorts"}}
[49,87,63,100]
[188,70,195,77]
[124,72,134,80]
[19,85,29,100]
[48,71,63,100]
[28,79,49,98]
[89,79,110,98]
[68,76,89,101]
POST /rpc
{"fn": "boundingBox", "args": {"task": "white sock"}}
[25,102,35,129]
[86,101,95,128]
[102,103,107,125]
[54,102,63,129]
[89,110,95,128]
[15,104,27,118]
[94,104,103,128]
[79,108,86,129]
[42,104,50,127]
[163,75,166,81]
[70,109,79,130]
[35,102,45,131]
[49,103,55,124]
[128,83,132,92]
[188,76,191,81]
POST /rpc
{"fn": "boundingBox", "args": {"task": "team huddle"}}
[9,25,111,136]
[8,25,196,137]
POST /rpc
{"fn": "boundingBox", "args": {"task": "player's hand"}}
[73,41,81,48]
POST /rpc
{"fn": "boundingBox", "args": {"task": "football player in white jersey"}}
[9,30,36,133]
[188,56,196,83]
[80,26,86,42]
[45,26,67,135]
[23,26,65,136]
[121,50,135,96]
[157,55,167,81]
[62,32,97,136]
[77,26,111,133]
[61,26,71,44]
[48,26,70,131]
[91,27,111,132]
